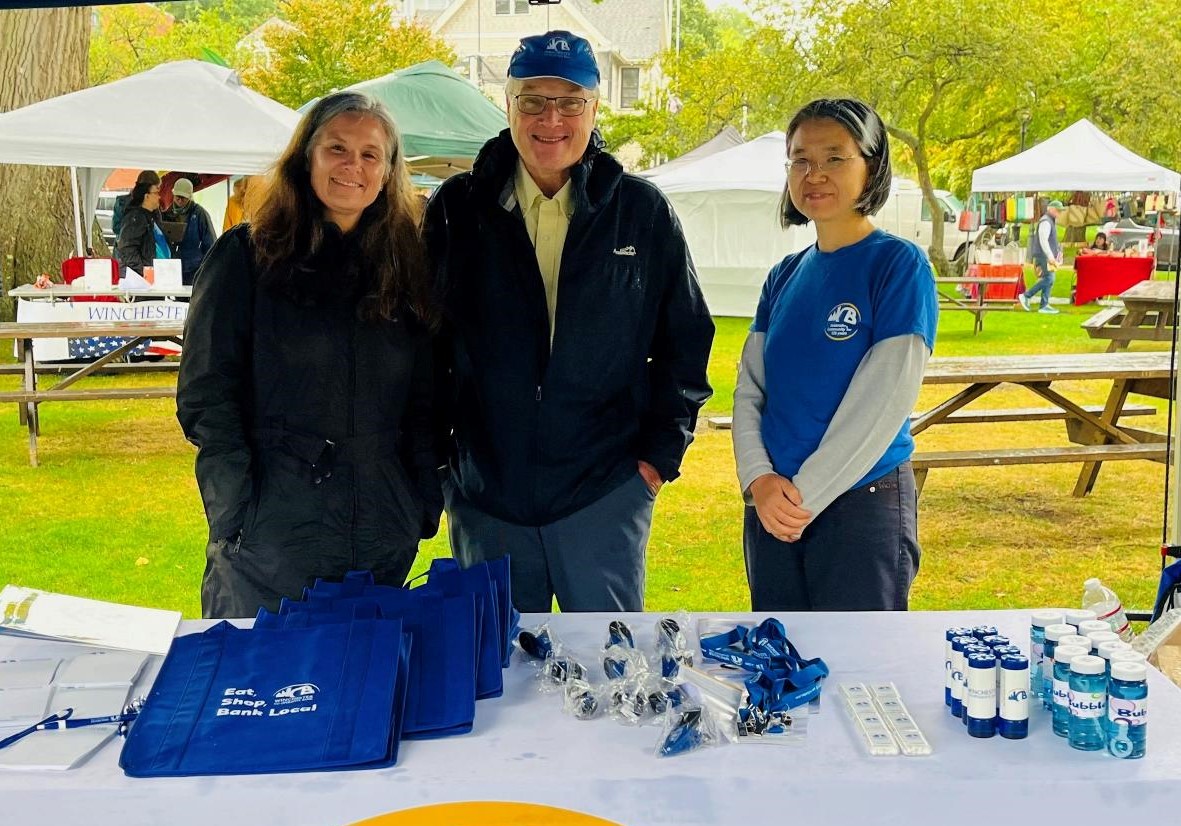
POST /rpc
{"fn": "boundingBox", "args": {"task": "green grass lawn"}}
[1,266,1175,618]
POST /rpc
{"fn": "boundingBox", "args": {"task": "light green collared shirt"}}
[514,161,574,343]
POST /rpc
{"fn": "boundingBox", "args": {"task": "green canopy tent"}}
[303,61,507,179]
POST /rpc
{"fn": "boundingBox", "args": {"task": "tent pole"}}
[1170,188,1181,548]
[68,166,84,257]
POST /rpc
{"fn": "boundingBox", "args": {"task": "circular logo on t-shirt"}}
[825,302,861,340]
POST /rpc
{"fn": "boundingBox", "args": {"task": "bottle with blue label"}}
[1030,611,1065,701]
[1107,661,1147,759]
[1084,629,1120,653]
[945,627,973,707]
[1042,623,1077,708]
[998,654,1029,739]
[1067,654,1107,751]
[1077,620,1111,639]
[965,652,997,738]
[1051,645,1089,737]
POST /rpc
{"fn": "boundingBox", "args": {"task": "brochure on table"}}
[0,585,180,656]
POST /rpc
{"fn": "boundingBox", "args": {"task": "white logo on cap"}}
[546,37,570,52]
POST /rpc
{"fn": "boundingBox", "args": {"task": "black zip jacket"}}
[176,224,442,601]
[424,129,715,526]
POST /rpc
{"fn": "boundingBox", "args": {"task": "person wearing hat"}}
[424,30,715,613]
[164,176,217,285]
[1018,198,1064,314]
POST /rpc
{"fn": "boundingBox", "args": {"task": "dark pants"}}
[744,463,921,611]
[445,473,656,613]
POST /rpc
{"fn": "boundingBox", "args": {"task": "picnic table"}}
[913,351,1173,496]
[1082,280,1178,352]
[933,274,1022,335]
[0,320,184,466]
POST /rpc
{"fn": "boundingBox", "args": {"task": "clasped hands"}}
[749,473,812,543]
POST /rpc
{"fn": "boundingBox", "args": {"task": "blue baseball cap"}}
[507,30,600,91]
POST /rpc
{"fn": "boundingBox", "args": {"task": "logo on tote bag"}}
[824,303,861,341]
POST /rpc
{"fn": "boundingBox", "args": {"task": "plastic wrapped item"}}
[516,624,558,663]
[602,643,649,682]
[607,674,652,726]
[562,678,604,720]
[540,651,587,694]
[605,619,635,650]
[647,684,687,715]
[655,613,695,679]
[654,700,721,758]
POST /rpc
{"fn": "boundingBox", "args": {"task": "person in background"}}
[1077,231,1110,255]
[176,92,442,619]
[223,177,248,232]
[1018,199,1063,314]
[424,30,714,613]
[112,169,159,242]
[165,177,217,285]
[733,97,938,612]
[115,174,167,277]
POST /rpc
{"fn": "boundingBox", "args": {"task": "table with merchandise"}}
[0,608,1178,826]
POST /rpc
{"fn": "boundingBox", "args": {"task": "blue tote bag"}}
[121,618,410,776]
[275,586,479,739]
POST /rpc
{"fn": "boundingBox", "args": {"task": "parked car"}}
[95,189,127,247]
[1102,211,1178,269]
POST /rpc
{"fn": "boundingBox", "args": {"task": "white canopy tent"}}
[637,126,744,180]
[647,132,816,317]
[0,60,299,253]
[971,118,1181,193]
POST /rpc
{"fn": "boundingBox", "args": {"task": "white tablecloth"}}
[1,610,1178,825]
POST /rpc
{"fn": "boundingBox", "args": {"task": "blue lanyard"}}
[699,618,829,713]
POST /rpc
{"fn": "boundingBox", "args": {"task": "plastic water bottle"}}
[1067,654,1107,751]
[1051,645,1089,736]
[998,654,1030,739]
[965,652,997,738]
[1107,661,1147,759]
[1030,611,1065,701]
[1082,578,1133,641]
[1042,624,1077,708]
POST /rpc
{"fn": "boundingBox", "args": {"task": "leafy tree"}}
[242,0,456,109]
[775,0,1052,276]
[90,0,268,85]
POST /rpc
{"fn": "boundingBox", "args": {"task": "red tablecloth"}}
[965,263,1023,300]
[1073,256,1154,304]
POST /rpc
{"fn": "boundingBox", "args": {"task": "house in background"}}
[397,0,669,112]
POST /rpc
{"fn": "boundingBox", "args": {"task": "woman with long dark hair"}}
[732,98,938,612]
[177,92,442,618]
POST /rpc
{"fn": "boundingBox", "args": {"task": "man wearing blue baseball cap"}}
[424,30,715,613]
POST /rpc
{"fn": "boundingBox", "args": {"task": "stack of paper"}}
[0,585,180,655]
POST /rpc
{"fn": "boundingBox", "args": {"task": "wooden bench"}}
[704,403,1156,430]
[0,387,175,404]
[934,276,1021,335]
[912,442,1170,493]
[0,362,178,376]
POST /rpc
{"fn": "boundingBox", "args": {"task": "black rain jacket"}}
[176,224,442,602]
[424,130,715,526]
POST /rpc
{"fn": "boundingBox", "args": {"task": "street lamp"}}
[1019,110,1031,153]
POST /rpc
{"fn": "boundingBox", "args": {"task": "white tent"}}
[637,126,745,179]
[971,118,1181,193]
[647,132,816,317]
[0,60,299,252]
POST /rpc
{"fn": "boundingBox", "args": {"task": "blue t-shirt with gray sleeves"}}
[752,229,938,487]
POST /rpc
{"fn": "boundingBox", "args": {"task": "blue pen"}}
[0,707,139,750]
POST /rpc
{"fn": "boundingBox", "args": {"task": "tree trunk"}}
[0,7,91,322]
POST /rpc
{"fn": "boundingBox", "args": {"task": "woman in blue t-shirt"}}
[732,98,939,611]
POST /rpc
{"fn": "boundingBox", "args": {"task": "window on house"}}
[620,67,640,109]
[495,0,529,14]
